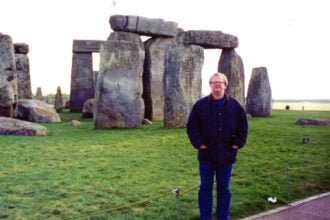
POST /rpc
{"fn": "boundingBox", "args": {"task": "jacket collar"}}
[207,93,229,105]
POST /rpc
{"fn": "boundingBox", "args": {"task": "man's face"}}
[209,75,227,94]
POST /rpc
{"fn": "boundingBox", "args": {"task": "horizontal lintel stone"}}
[182,30,239,49]
[110,15,178,37]
[72,40,104,53]
[14,43,29,54]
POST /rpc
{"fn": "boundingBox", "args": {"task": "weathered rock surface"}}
[246,67,272,117]
[164,44,204,128]
[218,48,245,106]
[94,38,144,128]
[70,52,94,112]
[109,15,178,37]
[16,53,32,99]
[0,33,17,117]
[72,40,104,53]
[0,116,48,136]
[181,30,238,49]
[14,43,29,54]
[82,98,94,118]
[16,99,61,123]
[143,37,176,121]
[34,87,43,100]
[54,86,63,112]
[296,118,330,125]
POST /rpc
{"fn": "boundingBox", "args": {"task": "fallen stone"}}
[0,117,48,136]
[296,118,330,125]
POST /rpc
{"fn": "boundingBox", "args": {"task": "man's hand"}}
[232,145,239,150]
[200,144,207,149]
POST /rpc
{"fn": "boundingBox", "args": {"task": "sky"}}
[1,0,329,100]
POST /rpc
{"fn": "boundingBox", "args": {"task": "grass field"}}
[0,110,329,219]
[272,100,330,111]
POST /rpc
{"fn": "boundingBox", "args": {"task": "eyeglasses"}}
[209,81,225,85]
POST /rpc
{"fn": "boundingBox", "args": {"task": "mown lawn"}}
[0,110,329,219]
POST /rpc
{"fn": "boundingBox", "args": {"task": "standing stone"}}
[70,52,94,112]
[70,40,103,112]
[54,86,63,113]
[106,32,145,119]
[218,48,245,106]
[82,98,94,118]
[15,43,32,99]
[35,87,43,100]
[143,37,176,121]
[0,33,18,117]
[246,67,272,117]
[94,37,144,128]
[164,44,204,128]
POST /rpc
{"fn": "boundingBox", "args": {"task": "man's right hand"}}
[200,144,207,149]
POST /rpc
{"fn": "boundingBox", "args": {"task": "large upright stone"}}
[54,86,63,113]
[164,44,204,128]
[94,36,144,128]
[246,67,272,117]
[70,52,94,112]
[15,43,32,99]
[109,15,178,37]
[0,33,18,117]
[218,49,245,106]
[70,40,103,112]
[143,37,176,121]
[35,87,43,100]
[106,31,145,119]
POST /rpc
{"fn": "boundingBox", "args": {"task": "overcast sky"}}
[1,0,329,99]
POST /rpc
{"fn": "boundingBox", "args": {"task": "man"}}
[186,72,248,220]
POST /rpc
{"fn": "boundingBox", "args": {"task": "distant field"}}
[273,101,330,111]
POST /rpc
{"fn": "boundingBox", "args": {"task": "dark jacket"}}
[186,94,248,165]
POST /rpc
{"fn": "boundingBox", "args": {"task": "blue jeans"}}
[198,160,233,220]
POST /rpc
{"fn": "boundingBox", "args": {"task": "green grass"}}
[273,101,330,111]
[0,110,329,219]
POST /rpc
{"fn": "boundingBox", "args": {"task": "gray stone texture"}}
[0,33,18,117]
[181,30,238,49]
[0,116,48,136]
[82,98,94,118]
[0,85,14,117]
[72,40,104,53]
[107,31,144,48]
[106,32,145,119]
[54,86,63,113]
[218,48,245,106]
[70,52,94,112]
[143,37,176,121]
[296,118,330,125]
[35,87,43,100]
[246,67,272,117]
[16,99,61,123]
[15,53,32,99]
[109,15,178,37]
[14,43,29,54]
[94,38,144,128]
[164,44,204,128]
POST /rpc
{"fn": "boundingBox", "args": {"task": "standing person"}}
[186,72,248,220]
